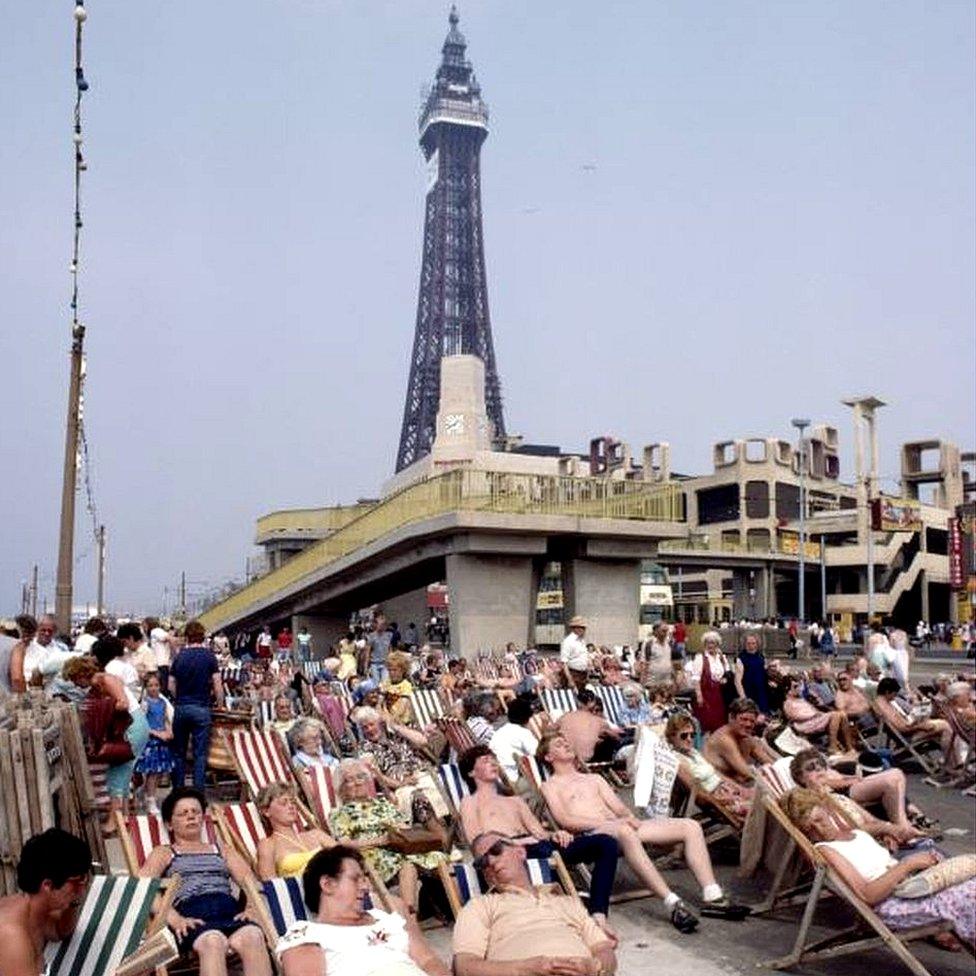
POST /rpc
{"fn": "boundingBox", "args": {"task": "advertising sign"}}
[949,517,964,589]
[871,497,922,533]
[778,531,820,560]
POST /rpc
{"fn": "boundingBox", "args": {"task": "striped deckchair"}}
[45,875,177,976]
[220,664,244,688]
[298,764,341,827]
[331,682,355,717]
[255,699,275,729]
[218,799,318,868]
[410,688,447,728]
[301,660,322,682]
[591,685,626,726]
[539,688,578,721]
[437,853,576,919]
[755,758,796,799]
[437,762,470,815]
[434,716,478,758]
[116,812,219,873]
[222,726,296,799]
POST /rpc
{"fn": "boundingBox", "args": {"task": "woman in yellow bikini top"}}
[255,783,335,880]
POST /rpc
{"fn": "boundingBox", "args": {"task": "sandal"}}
[670,900,699,934]
[700,897,751,920]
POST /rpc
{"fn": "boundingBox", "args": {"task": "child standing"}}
[135,673,173,814]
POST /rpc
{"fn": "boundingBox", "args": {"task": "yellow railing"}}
[255,504,374,543]
[200,469,684,629]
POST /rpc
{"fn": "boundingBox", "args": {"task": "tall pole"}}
[31,564,38,618]
[820,536,827,622]
[96,524,106,616]
[54,324,85,634]
[792,418,810,624]
[180,571,186,618]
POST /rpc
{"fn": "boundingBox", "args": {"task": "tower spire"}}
[395,10,506,472]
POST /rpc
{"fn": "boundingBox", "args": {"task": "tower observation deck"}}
[395,7,506,472]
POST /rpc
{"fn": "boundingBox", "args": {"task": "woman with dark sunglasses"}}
[665,714,752,820]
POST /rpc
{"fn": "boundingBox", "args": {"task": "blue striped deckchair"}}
[438,762,470,814]
[539,688,578,721]
[591,685,626,726]
[438,854,576,919]
[45,875,177,976]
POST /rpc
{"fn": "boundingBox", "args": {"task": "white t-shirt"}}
[559,633,589,672]
[150,627,171,668]
[489,721,540,783]
[74,633,98,654]
[106,658,141,708]
[275,911,424,976]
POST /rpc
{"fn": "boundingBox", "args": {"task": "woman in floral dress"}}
[328,759,447,915]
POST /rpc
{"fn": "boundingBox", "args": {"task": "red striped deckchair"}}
[115,812,219,873]
[410,688,447,727]
[222,726,296,799]
[298,764,341,827]
[217,798,317,868]
[434,716,478,758]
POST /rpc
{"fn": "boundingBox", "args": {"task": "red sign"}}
[949,517,964,589]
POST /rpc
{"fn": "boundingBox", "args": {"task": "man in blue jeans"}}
[169,619,224,789]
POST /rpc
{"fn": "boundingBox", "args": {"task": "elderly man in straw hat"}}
[561,616,592,692]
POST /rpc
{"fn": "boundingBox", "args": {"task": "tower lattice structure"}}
[396,8,505,472]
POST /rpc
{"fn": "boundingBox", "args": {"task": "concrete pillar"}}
[380,586,430,639]
[920,571,930,624]
[292,612,349,660]
[445,553,535,655]
[732,569,755,620]
[562,558,640,649]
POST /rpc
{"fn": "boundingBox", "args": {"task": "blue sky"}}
[1,1,973,613]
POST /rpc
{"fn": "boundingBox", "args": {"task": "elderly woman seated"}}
[781,787,975,952]
[289,717,340,771]
[256,783,335,880]
[327,759,448,915]
[618,682,653,728]
[665,713,752,821]
[788,750,937,857]
[140,787,271,976]
[781,674,857,757]
[275,845,450,976]
[353,707,449,820]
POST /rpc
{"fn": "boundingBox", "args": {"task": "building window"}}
[775,482,800,520]
[697,484,740,525]
[745,481,770,518]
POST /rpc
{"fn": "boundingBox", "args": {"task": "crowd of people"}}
[0,608,974,974]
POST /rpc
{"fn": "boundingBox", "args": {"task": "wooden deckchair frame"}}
[760,793,968,976]
[871,706,943,777]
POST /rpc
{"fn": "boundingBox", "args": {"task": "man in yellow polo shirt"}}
[453,831,616,976]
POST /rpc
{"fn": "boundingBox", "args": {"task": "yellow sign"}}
[872,497,922,533]
[536,590,564,610]
[778,532,820,560]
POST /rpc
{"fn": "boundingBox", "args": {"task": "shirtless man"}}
[457,745,619,940]
[834,672,874,725]
[537,733,748,933]
[0,829,92,976]
[703,698,776,784]
[557,690,622,763]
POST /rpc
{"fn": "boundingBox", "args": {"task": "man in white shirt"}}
[489,698,540,783]
[24,615,74,687]
[73,617,107,654]
[560,616,591,692]
[145,616,173,689]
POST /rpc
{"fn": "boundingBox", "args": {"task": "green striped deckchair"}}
[45,874,176,976]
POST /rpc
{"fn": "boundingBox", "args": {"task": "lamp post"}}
[792,417,811,625]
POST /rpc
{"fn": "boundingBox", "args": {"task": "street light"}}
[792,417,811,625]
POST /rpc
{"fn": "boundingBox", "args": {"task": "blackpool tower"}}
[395,7,506,472]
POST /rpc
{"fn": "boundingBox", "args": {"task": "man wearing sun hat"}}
[561,616,592,692]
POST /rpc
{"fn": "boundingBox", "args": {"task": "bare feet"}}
[592,913,619,947]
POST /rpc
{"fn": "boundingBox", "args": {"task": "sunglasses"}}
[677,731,694,741]
[473,838,512,870]
[800,760,826,774]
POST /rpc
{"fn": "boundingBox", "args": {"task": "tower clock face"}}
[445,413,465,435]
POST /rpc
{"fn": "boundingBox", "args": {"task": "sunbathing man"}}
[457,745,619,942]
[703,698,777,784]
[557,689,623,763]
[454,830,617,976]
[537,733,748,933]
[875,678,954,767]
[0,829,92,976]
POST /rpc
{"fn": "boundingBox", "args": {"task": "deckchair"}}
[539,688,578,721]
[409,688,447,728]
[301,661,322,682]
[297,764,341,827]
[254,699,275,729]
[45,874,178,976]
[436,762,471,818]
[115,811,219,873]
[591,685,627,726]
[216,799,315,870]
[222,726,297,799]
[437,852,577,919]
[871,705,942,776]
[244,873,390,946]
[434,716,478,758]
[760,793,968,976]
